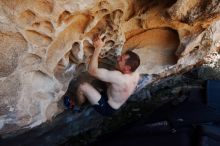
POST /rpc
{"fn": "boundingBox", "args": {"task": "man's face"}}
[116,54,130,72]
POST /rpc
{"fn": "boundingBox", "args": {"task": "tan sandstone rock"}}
[0,0,220,135]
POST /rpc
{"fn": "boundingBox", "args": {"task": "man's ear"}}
[125,65,131,73]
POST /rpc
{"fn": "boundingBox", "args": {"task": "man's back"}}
[107,71,139,109]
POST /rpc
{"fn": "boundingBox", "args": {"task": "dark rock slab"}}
[1,62,220,146]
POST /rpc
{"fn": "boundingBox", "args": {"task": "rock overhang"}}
[0,0,220,136]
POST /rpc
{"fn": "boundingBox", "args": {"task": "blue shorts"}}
[93,92,117,116]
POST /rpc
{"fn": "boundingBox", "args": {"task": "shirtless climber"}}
[64,35,140,116]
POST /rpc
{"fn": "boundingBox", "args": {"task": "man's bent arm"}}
[88,36,122,83]
[88,36,103,75]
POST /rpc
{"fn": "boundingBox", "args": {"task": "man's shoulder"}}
[108,70,123,75]
[131,72,140,79]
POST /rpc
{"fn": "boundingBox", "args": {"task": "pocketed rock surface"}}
[0,0,219,136]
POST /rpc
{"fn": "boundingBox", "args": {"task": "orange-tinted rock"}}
[0,0,220,135]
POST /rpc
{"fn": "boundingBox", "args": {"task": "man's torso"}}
[107,72,139,109]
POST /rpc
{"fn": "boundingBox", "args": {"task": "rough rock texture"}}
[0,0,220,137]
[1,61,220,146]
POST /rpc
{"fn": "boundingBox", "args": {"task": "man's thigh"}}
[80,82,101,105]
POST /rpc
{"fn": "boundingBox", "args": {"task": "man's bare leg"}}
[76,86,86,106]
[77,82,101,105]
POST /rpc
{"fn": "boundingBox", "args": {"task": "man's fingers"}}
[93,34,100,41]
[94,34,106,43]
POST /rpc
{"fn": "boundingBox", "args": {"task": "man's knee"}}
[79,82,90,91]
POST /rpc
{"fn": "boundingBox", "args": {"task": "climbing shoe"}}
[63,95,75,109]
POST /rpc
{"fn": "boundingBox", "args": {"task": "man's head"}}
[117,50,140,74]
